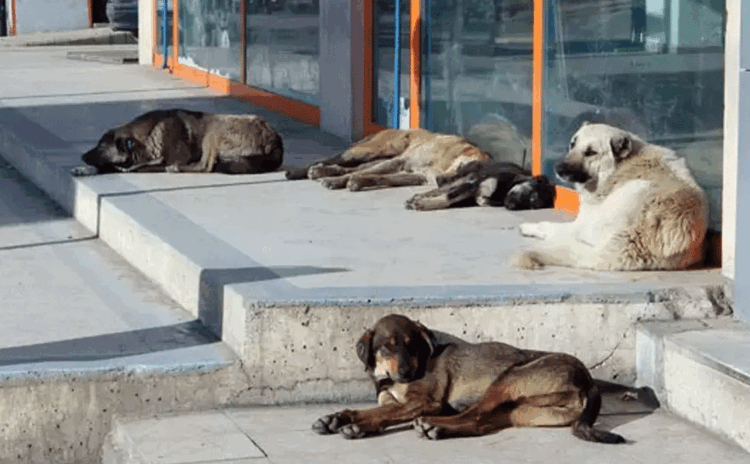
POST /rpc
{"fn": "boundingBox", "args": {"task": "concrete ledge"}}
[0,28,137,47]
[1,350,242,464]
[637,319,750,452]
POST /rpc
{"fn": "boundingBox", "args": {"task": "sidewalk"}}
[102,401,750,464]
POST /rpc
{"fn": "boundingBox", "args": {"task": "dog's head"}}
[81,126,148,174]
[356,314,437,383]
[82,109,197,174]
[555,122,643,191]
[504,175,556,210]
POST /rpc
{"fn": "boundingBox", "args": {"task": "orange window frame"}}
[362,0,578,214]
[152,0,320,126]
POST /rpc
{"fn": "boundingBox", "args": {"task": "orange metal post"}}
[172,0,180,66]
[88,0,94,27]
[531,0,543,177]
[409,0,421,128]
[9,0,17,35]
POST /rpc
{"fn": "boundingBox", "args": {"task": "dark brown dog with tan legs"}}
[73,109,284,176]
[312,314,626,443]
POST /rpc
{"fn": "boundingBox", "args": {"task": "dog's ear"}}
[609,134,631,159]
[356,329,374,367]
[415,322,437,357]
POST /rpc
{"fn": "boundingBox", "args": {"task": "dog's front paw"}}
[70,165,99,177]
[338,423,374,439]
[405,193,438,211]
[311,413,350,435]
[511,250,545,270]
[413,417,445,440]
[309,164,345,180]
[165,164,181,173]
[519,222,549,239]
[319,176,348,190]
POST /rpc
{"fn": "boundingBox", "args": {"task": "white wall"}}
[723,0,739,279]
[14,0,88,34]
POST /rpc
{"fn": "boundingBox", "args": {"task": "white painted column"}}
[138,0,155,65]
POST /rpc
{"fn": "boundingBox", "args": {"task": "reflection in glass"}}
[544,0,724,228]
[420,0,533,169]
[373,0,410,128]
[179,0,242,81]
[245,0,320,105]
[156,0,174,57]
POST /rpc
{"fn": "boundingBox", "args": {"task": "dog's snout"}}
[555,162,590,184]
[82,149,97,166]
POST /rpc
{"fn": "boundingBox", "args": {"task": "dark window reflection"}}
[245,0,320,105]
[544,0,724,229]
[421,0,533,170]
[156,0,174,56]
[179,0,242,81]
[374,0,410,127]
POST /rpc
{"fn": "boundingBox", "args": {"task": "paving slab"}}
[102,402,749,464]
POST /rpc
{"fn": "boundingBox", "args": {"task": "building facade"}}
[4,0,91,35]
[140,0,746,319]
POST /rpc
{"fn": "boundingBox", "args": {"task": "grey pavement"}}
[0,157,233,383]
[104,401,750,464]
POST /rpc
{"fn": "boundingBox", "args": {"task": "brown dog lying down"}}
[313,314,629,443]
[72,109,283,175]
[286,128,556,211]
[286,128,492,191]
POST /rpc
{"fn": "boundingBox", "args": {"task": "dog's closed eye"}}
[126,138,135,153]
[584,148,596,157]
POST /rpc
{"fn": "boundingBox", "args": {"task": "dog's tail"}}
[571,383,626,444]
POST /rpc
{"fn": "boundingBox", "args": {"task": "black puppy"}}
[405,161,556,211]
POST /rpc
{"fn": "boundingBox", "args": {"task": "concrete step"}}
[101,400,749,464]
[637,318,750,453]
[0,156,244,463]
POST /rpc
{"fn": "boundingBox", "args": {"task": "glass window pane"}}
[421,0,533,170]
[374,0,411,127]
[245,0,320,105]
[179,0,242,82]
[156,0,174,56]
[543,0,724,229]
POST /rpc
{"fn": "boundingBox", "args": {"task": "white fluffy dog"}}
[514,123,708,271]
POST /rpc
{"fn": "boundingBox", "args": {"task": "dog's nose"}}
[82,149,98,166]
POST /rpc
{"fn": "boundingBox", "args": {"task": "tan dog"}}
[313,314,627,443]
[287,129,492,191]
[514,122,708,271]
[76,109,283,175]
